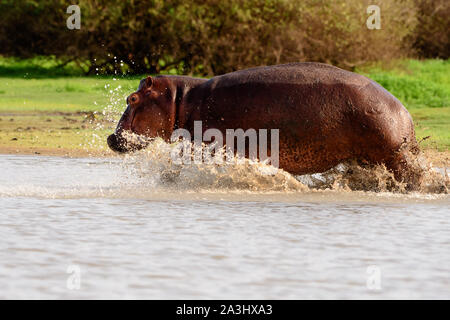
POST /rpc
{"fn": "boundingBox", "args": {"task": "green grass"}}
[0,77,139,112]
[0,56,448,151]
[0,56,142,112]
[357,59,449,109]
[409,107,450,151]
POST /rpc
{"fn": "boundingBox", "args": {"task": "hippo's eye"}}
[129,94,139,104]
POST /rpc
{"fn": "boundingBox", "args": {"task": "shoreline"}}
[1,146,448,167]
[0,145,115,158]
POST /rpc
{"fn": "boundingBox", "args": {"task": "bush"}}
[0,0,438,76]
[413,0,449,59]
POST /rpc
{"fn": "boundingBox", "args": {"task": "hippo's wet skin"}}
[107,63,420,186]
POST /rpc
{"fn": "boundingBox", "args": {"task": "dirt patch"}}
[423,149,449,168]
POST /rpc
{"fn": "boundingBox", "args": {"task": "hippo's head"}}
[107,76,177,153]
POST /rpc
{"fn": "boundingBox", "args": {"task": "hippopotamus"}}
[107,63,420,185]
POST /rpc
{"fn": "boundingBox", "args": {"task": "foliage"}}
[412,0,449,59]
[0,0,425,75]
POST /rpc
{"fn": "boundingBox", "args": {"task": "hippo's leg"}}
[383,141,424,190]
[354,122,422,190]
[355,97,423,190]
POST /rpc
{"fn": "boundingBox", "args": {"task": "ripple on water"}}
[0,154,449,299]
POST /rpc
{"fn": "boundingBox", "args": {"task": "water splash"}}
[116,138,448,194]
[120,138,307,192]
[81,78,130,153]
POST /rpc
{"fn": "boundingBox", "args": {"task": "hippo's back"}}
[192,62,408,128]
[206,62,372,89]
[189,62,383,129]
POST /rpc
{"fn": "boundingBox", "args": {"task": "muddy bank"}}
[0,111,115,157]
[0,145,114,158]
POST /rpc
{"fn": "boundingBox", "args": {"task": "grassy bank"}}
[0,58,448,158]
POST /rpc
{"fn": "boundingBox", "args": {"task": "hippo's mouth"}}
[107,133,130,153]
[107,131,151,153]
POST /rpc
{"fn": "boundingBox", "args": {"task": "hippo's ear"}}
[145,76,153,88]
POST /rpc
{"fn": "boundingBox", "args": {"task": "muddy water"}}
[0,154,449,299]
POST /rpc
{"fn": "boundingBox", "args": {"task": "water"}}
[0,154,449,299]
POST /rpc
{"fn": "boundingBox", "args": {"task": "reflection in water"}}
[0,154,449,299]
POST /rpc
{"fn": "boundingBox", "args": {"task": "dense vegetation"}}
[0,0,448,76]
